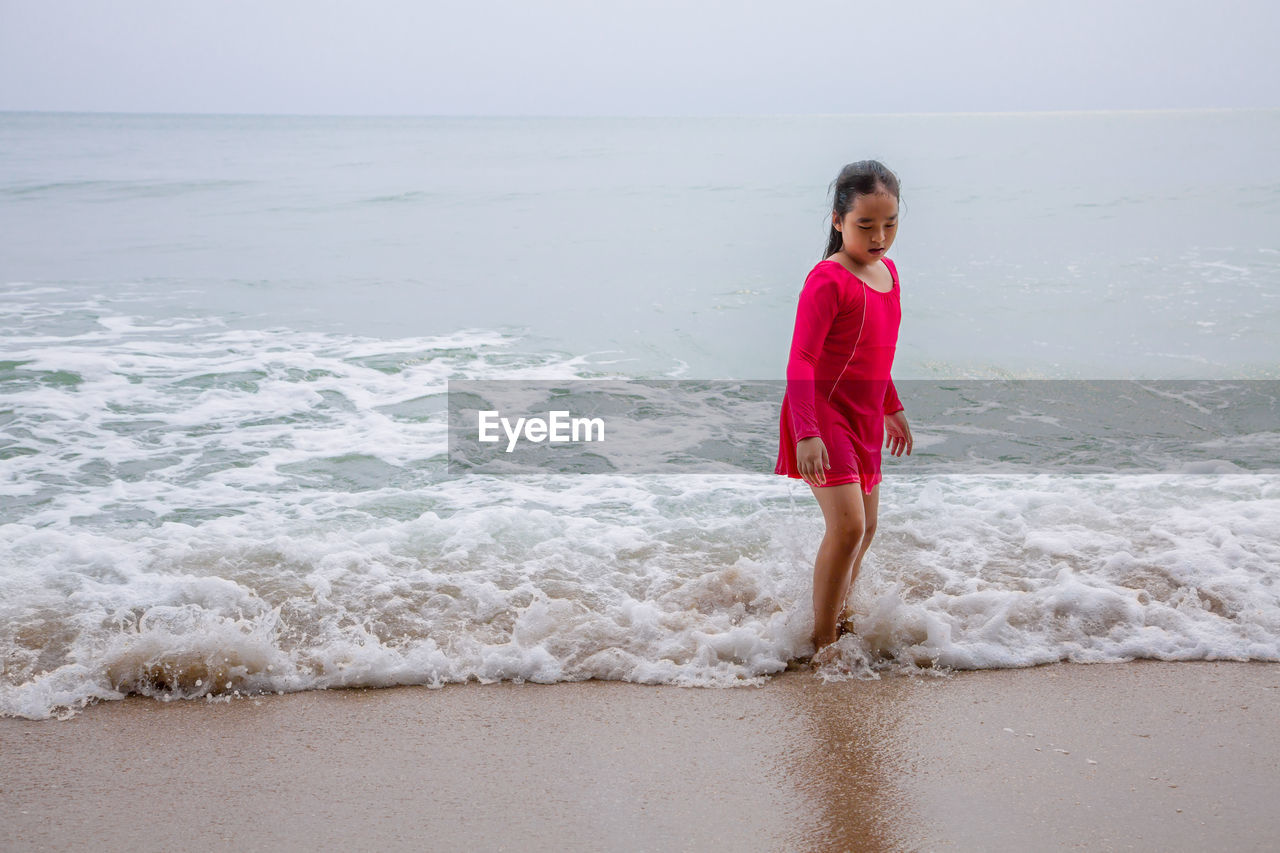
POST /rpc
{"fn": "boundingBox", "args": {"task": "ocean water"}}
[2,110,1278,720]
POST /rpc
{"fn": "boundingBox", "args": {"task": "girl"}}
[775,160,914,665]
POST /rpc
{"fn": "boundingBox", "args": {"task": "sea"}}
[2,109,1278,720]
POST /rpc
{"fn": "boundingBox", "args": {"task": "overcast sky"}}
[2,0,1277,115]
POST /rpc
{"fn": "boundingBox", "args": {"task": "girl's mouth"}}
[869,248,884,254]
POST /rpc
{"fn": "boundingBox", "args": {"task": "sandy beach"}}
[3,660,1279,852]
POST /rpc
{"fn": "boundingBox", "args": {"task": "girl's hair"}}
[823,160,901,259]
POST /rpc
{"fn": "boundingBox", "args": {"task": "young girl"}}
[775,160,914,665]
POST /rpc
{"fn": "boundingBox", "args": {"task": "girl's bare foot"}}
[785,655,813,671]
[812,642,841,668]
[838,599,853,626]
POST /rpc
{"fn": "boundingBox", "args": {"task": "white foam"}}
[4,467,1279,719]
[4,303,1280,720]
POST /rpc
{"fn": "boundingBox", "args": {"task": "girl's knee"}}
[825,521,865,552]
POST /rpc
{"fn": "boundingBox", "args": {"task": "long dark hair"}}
[823,160,901,260]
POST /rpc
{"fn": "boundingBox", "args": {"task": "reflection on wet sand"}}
[780,669,927,853]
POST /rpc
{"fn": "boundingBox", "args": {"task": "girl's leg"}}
[807,482,867,651]
[836,483,880,626]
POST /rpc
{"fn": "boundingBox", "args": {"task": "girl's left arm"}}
[883,377,905,415]
[884,384,912,457]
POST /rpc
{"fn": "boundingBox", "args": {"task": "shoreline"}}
[4,660,1279,852]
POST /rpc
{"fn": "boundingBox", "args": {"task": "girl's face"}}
[833,190,899,265]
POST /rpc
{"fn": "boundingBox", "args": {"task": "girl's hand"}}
[885,411,912,457]
[796,436,830,486]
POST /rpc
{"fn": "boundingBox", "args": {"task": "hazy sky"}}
[2,0,1277,115]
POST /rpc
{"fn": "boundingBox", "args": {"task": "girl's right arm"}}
[787,268,841,485]
[786,267,840,441]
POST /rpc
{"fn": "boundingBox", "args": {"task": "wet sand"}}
[3,660,1278,852]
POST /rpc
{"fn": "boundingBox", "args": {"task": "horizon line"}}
[1,106,1277,120]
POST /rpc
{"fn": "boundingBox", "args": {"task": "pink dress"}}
[775,257,904,493]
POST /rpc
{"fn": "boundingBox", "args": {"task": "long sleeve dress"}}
[775,257,904,493]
